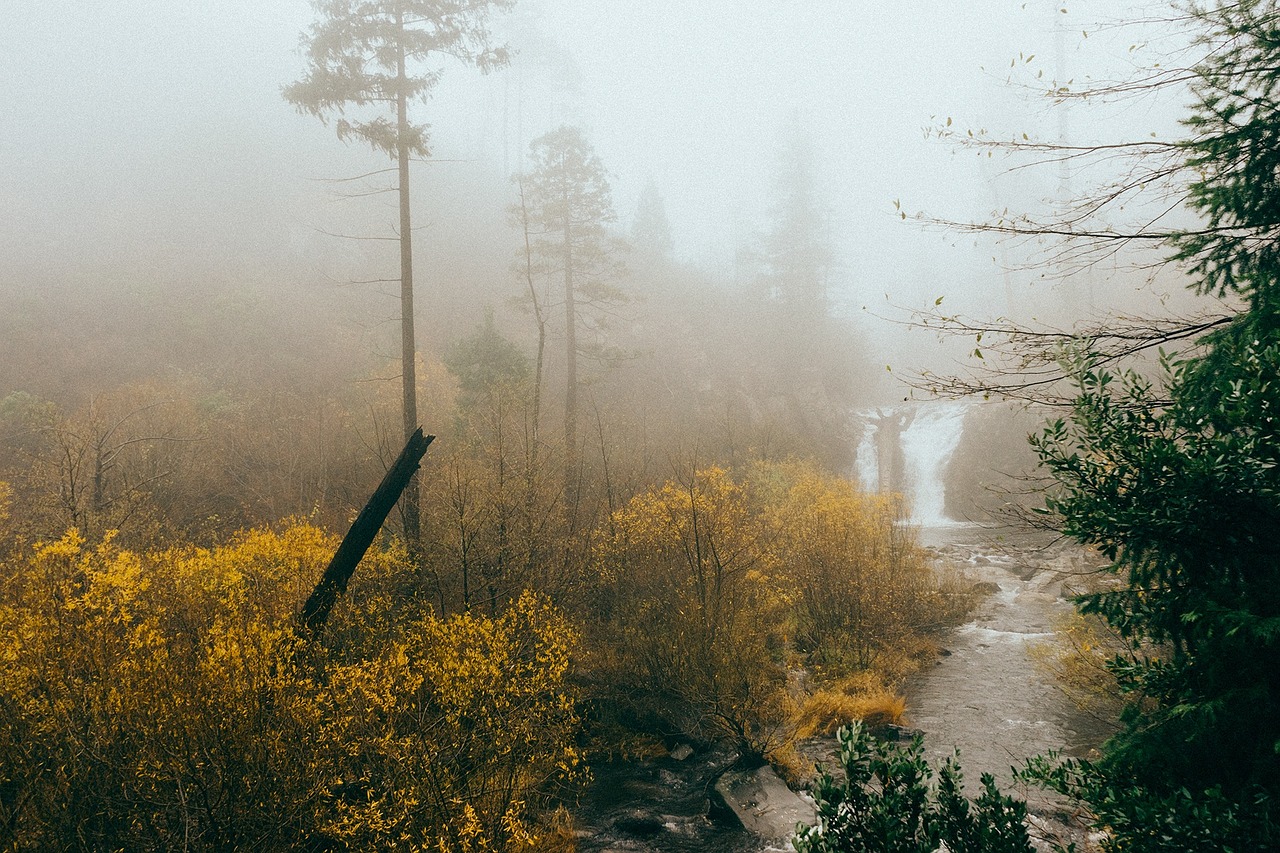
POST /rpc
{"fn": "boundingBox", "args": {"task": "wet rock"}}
[714,764,816,841]
[614,811,664,838]
[575,743,750,851]
[873,723,925,742]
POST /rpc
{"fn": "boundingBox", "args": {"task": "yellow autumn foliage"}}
[793,686,907,739]
[0,522,581,851]
[316,590,582,851]
[589,467,792,758]
[584,463,967,760]
[759,461,956,671]
[0,480,10,537]
[1030,611,1128,725]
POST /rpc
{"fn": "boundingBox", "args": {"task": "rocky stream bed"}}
[571,529,1113,852]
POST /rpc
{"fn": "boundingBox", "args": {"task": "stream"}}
[573,527,1113,852]
[901,526,1114,850]
[907,527,1113,787]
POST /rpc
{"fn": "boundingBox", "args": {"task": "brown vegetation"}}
[0,118,962,852]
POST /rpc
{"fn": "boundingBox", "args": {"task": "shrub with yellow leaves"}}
[0,522,581,851]
[588,466,792,759]
[758,461,952,672]
[583,463,968,762]
[314,590,582,851]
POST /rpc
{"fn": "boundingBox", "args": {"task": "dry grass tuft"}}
[768,742,815,787]
[793,686,907,739]
[532,806,577,853]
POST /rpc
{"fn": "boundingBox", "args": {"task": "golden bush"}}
[588,467,792,758]
[0,523,580,851]
[758,461,943,672]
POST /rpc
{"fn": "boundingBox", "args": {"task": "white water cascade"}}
[855,401,973,526]
[854,420,880,492]
[900,402,969,526]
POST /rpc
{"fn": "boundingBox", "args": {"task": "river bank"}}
[569,530,1113,852]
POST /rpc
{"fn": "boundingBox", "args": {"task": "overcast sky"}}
[1,1,1193,352]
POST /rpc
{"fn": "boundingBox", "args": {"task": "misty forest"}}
[3,1,1280,851]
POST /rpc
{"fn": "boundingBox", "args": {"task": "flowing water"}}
[575,407,1109,850]
[854,401,973,526]
[898,403,969,526]
[905,528,1115,848]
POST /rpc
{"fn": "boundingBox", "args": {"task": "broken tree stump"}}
[299,427,434,636]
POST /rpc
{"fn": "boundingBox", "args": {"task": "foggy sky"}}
[1,0,1198,378]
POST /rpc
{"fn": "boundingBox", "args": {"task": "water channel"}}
[574,525,1112,851]
[905,526,1114,850]
[908,527,1113,784]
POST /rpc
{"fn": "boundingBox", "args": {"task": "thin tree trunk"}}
[515,179,546,578]
[396,5,421,552]
[563,217,578,510]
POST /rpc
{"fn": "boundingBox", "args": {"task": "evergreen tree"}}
[631,178,673,259]
[1024,3,1280,847]
[515,126,625,506]
[740,128,866,467]
[757,128,834,320]
[284,0,513,544]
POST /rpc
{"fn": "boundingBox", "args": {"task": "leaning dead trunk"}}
[300,428,434,636]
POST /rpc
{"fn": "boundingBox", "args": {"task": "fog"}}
[0,8,1265,849]
[2,0,1205,407]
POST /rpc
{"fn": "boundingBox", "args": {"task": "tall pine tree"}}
[284,0,513,545]
[1026,3,1280,848]
[516,126,625,508]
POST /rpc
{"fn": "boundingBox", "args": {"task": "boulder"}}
[713,764,816,841]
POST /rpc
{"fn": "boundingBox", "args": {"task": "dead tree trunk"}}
[300,428,434,636]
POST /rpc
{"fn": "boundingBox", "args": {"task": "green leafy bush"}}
[1022,753,1278,853]
[795,722,1033,853]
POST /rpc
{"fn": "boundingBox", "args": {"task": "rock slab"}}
[714,765,817,841]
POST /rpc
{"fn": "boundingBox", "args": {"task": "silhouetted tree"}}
[756,129,834,322]
[740,128,863,467]
[631,178,673,259]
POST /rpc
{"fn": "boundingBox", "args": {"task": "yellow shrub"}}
[589,467,791,758]
[315,590,583,851]
[754,460,955,676]
[0,523,581,851]
[1030,612,1127,723]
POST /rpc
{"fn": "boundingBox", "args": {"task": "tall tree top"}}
[1174,0,1280,310]
[757,128,833,315]
[632,179,674,259]
[520,126,618,235]
[283,0,515,158]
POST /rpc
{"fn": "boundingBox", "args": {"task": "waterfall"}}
[855,420,879,492]
[900,402,969,526]
[855,401,972,526]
